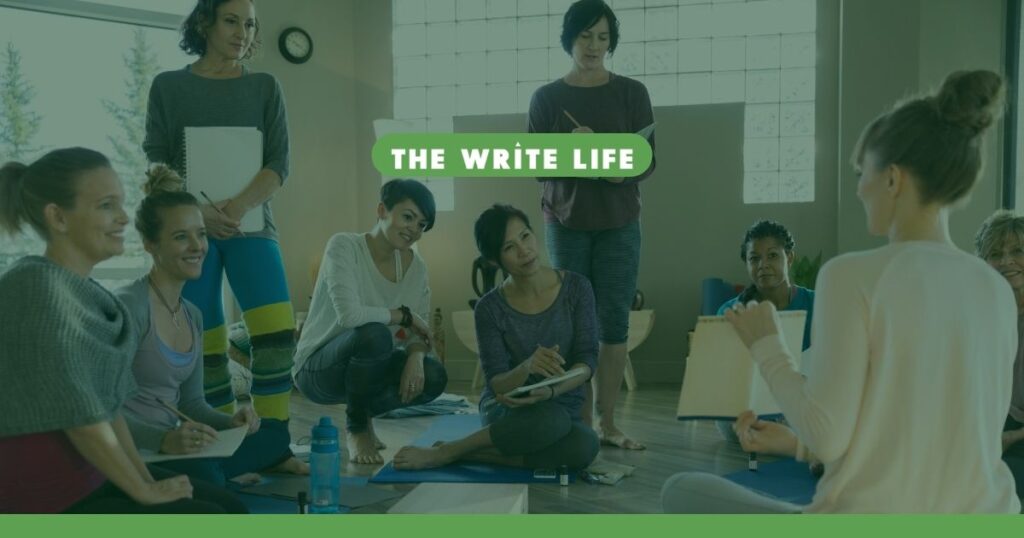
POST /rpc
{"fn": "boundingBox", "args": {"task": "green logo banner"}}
[372,133,653,178]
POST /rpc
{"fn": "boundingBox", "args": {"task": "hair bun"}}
[935,70,1005,137]
[143,163,185,196]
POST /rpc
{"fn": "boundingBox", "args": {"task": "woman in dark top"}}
[392,205,599,471]
[529,0,656,450]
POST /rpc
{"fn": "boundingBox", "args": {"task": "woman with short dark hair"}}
[294,179,446,465]
[529,0,656,451]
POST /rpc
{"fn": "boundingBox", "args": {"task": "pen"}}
[199,190,246,237]
[562,109,583,129]
[157,397,196,426]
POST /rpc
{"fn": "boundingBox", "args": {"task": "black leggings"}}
[64,466,247,514]
[483,399,599,470]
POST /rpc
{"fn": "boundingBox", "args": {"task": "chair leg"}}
[472,361,484,391]
[623,353,638,391]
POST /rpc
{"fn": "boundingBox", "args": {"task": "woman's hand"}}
[1002,428,1024,452]
[399,354,426,404]
[200,202,241,239]
[496,386,552,408]
[231,407,261,435]
[135,475,194,505]
[160,421,219,455]
[408,313,431,346]
[724,300,781,348]
[524,345,565,378]
[733,410,799,457]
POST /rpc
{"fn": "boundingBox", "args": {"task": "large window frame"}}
[0,0,186,283]
[1006,0,1021,210]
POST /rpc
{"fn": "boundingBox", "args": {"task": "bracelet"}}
[547,385,555,400]
[399,305,413,328]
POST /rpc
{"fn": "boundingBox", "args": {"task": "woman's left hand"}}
[496,387,550,408]
[231,407,261,435]
[724,300,781,348]
[400,355,426,404]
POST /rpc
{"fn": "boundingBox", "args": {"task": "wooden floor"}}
[283,382,752,514]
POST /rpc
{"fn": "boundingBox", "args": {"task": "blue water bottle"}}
[309,416,340,513]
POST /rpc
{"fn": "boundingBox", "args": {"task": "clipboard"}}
[507,368,586,397]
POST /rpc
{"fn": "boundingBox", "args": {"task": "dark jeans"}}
[1004,415,1024,502]
[64,465,247,513]
[154,418,292,487]
[295,323,448,432]
[481,398,599,470]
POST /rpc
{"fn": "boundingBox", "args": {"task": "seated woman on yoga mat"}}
[294,179,447,464]
[975,210,1024,501]
[0,148,244,513]
[117,165,306,487]
[662,70,1018,513]
[715,219,815,442]
[392,204,599,471]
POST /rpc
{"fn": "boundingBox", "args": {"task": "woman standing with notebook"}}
[528,0,656,451]
[143,0,296,426]
[662,71,1018,513]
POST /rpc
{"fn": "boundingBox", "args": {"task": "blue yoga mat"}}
[723,458,818,505]
[370,414,561,484]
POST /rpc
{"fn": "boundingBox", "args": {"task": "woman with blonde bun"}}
[117,164,307,487]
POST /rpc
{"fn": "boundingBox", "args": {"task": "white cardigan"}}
[752,241,1019,513]
[294,233,430,373]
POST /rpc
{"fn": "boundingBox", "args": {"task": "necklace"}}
[148,275,183,329]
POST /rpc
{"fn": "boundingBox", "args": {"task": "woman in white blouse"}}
[293,179,447,464]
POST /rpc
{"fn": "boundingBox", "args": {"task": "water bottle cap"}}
[312,416,339,441]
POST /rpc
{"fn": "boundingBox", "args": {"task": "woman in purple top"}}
[529,0,656,450]
[393,205,599,471]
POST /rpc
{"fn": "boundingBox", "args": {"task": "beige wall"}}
[250,0,360,311]
[837,0,1008,253]
[254,0,1008,383]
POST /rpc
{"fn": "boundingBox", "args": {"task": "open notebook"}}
[677,311,806,420]
[184,126,264,233]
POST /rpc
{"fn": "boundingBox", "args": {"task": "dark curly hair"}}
[179,0,261,60]
[560,0,620,56]
[737,220,796,302]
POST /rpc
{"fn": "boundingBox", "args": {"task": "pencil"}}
[157,398,196,425]
[199,191,246,237]
[562,109,583,129]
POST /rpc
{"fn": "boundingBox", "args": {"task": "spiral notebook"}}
[184,126,264,233]
[677,311,806,420]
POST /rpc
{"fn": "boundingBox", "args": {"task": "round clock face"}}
[280,28,312,63]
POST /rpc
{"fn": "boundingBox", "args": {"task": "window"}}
[0,1,193,284]
[391,0,817,205]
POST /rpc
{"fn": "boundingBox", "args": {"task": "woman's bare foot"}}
[392,445,458,470]
[268,456,310,475]
[228,472,262,486]
[348,430,384,464]
[366,420,387,450]
[597,425,645,450]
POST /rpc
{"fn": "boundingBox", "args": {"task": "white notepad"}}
[184,126,265,233]
[139,425,249,463]
[676,311,806,420]
[508,368,587,397]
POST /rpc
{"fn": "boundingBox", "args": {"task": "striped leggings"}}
[183,236,295,421]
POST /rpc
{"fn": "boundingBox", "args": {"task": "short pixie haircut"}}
[560,0,620,56]
[381,179,436,232]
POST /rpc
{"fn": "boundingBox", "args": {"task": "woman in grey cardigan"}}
[0,148,244,513]
[117,165,306,486]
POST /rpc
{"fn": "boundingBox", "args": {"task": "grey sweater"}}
[143,65,290,239]
[116,278,233,451]
[0,257,137,436]
[473,271,598,420]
